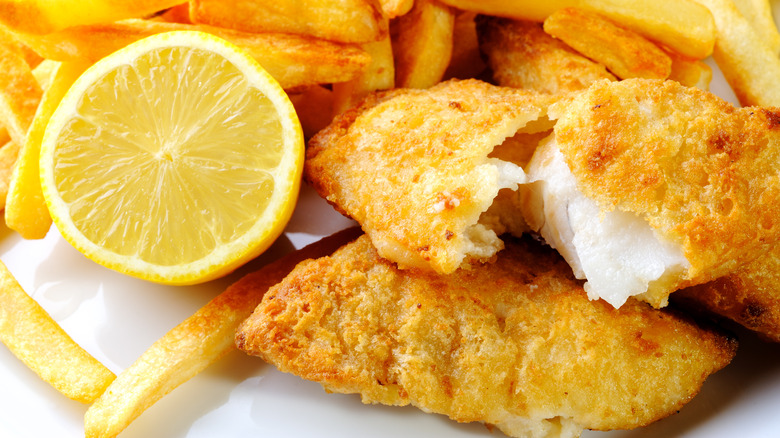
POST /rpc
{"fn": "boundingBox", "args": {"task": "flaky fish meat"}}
[306,79,554,274]
[522,78,780,308]
[236,233,736,438]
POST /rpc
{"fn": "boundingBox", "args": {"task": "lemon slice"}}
[39,31,304,285]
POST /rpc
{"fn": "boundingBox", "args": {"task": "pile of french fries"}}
[0,0,779,436]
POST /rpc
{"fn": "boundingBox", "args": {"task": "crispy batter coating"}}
[306,79,554,274]
[476,16,615,94]
[675,253,780,342]
[551,78,780,306]
[237,234,736,438]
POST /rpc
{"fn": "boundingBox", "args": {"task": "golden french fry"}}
[6,62,88,240]
[0,260,116,403]
[381,0,414,18]
[0,57,57,215]
[668,52,712,89]
[84,228,362,438]
[0,24,42,68]
[19,19,371,90]
[437,0,716,60]
[289,85,336,140]
[0,141,20,210]
[391,0,455,89]
[0,0,183,34]
[442,10,486,80]
[0,41,42,146]
[190,0,387,43]
[477,16,615,94]
[694,0,780,106]
[332,34,395,115]
[732,0,780,55]
[156,3,192,23]
[31,59,60,91]
[543,8,672,80]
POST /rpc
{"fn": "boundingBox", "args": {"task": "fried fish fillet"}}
[674,252,780,342]
[522,78,780,308]
[236,233,736,438]
[306,79,554,274]
[476,16,616,94]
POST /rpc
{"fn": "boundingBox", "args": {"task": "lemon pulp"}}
[41,32,303,284]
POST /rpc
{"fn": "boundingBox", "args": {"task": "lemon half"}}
[40,31,304,285]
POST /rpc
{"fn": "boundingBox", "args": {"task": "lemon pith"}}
[40,31,304,285]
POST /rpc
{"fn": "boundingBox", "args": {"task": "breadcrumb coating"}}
[306,79,554,274]
[675,252,780,342]
[476,16,616,94]
[237,234,736,438]
[550,78,780,306]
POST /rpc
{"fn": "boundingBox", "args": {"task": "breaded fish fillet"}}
[476,16,616,94]
[674,253,780,342]
[236,233,736,438]
[523,78,780,308]
[306,79,554,274]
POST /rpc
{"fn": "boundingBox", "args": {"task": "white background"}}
[2,9,780,438]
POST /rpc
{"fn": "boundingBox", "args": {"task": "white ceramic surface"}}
[2,38,780,438]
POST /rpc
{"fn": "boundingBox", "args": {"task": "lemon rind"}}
[39,31,304,285]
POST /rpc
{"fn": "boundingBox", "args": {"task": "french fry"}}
[332,33,395,115]
[6,62,88,240]
[0,24,42,68]
[156,3,191,23]
[381,0,415,18]
[543,8,672,80]
[442,10,486,80]
[0,260,115,403]
[289,85,336,140]
[391,0,455,89]
[19,19,372,90]
[83,227,362,438]
[694,0,780,106]
[732,0,780,55]
[0,40,42,146]
[190,0,387,44]
[436,0,716,60]
[476,16,615,94]
[31,59,60,91]
[0,0,183,34]
[667,52,713,90]
[0,61,57,215]
[0,141,20,210]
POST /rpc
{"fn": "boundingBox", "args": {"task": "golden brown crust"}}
[305,79,555,274]
[476,16,616,94]
[551,79,780,291]
[675,253,780,342]
[19,20,372,89]
[542,8,671,80]
[191,0,388,43]
[237,234,736,437]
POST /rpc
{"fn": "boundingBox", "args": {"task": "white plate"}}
[2,41,780,438]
